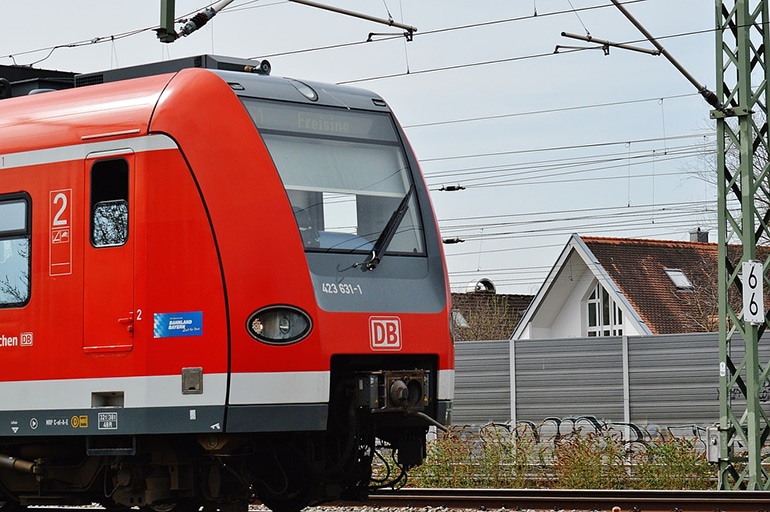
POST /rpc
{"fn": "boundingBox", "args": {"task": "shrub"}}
[551,427,629,489]
[405,422,716,490]
[407,426,476,487]
[631,432,712,490]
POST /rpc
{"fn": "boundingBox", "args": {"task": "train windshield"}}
[243,99,425,257]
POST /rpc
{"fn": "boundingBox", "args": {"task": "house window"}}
[664,268,693,290]
[586,283,623,337]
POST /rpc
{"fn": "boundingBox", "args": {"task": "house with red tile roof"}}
[512,232,725,340]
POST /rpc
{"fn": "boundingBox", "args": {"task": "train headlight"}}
[246,306,312,345]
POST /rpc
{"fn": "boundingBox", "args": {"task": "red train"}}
[0,56,453,512]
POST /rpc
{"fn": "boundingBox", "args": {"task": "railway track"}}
[361,487,770,512]
[17,489,770,512]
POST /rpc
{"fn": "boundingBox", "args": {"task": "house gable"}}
[513,234,656,340]
[526,248,595,338]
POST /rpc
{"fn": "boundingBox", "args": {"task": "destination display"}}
[242,98,397,142]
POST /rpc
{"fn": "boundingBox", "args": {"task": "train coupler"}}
[354,369,429,413]
[0,454,38,474]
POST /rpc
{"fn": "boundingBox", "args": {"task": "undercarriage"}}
[0,422,426,512]
[0,360,439,512]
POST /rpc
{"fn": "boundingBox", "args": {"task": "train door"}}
[83,152,135,353]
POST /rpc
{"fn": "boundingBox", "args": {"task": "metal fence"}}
[453,340,511,425]
[453,333,764,429]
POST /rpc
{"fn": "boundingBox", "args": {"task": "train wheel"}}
[256,483,313,512]
[142,499,202,512]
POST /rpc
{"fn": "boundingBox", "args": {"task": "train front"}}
[212,75,454,508]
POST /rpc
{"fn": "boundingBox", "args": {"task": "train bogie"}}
[0,56,453,512]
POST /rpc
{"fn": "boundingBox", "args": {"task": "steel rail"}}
[364,487,770,512]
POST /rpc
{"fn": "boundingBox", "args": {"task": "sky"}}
[1,0,718,295]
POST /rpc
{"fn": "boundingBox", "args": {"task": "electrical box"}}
[707,425,721,463]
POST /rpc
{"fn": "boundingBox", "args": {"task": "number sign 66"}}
[743,261,765,325]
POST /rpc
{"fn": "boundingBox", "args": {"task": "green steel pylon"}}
[716,0,770,490]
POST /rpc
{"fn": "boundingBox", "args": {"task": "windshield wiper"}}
[360,184,415,271]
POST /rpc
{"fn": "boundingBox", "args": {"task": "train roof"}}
[0,64,75,98]
[1,55,388,111]
[0,55,391,155]
[79,54,389,112]
[74,55,261,87]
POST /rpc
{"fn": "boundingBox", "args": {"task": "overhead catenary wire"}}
[440,201,715,239]
[426,147,710,189]
[403,92,699,130]
[422,136,711,177]
[255,0,646,60]
[424,148,712,191]
[444,222,719,291]
[4,0,713,91]
[3,6,713,172]
[337,26,716,85]
[419,132,712,164]
[0,1,718,296]
[444,209,731,254]
[241,0,717,265]
[443,209,715,242]
[3,0,636,68]
[441,198,714,224]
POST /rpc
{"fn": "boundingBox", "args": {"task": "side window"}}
[91,159,129,247]
[0,194,31,307]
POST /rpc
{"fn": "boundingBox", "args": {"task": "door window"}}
[90,159,129,247]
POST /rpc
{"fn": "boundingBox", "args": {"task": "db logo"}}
[369,316,402,351]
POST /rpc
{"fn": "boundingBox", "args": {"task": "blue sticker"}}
[154,311,203,338]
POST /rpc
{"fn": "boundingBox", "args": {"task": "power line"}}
[3,1,283,66]
[419,132,712,164]
[424,137,711,176]
[423,140,710,186]
[0,0,629,67]
[403,92,698,129]
[435,153,706,189]
[441,207,714,241]
[338,47,585,85]
[2,2,215,66]
[438,197,718,290]
[439,199,713,230]
[5,0,698,86]
[253,0,647,61]
[338,27,716,86]
[0,1,716,296]
[443,217,719,290]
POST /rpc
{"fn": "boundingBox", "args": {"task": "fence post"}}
[622,335,631,441]
[510,338,517,425]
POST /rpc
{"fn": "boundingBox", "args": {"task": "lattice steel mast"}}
[716,0,770,490]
